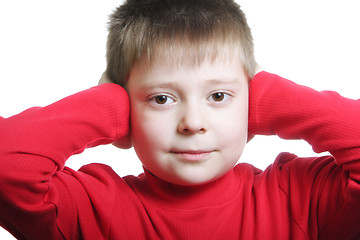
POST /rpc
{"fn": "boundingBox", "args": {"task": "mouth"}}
[170,150,213,162]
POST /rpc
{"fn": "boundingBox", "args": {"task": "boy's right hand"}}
[99,72,132,149]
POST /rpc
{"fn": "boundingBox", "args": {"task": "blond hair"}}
[106,0,256,87]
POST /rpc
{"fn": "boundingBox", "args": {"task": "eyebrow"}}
[140,82,179,91]
[204,78,242,86]
[142,78,241,90]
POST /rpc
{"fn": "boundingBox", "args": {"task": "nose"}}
[177,103,206,135]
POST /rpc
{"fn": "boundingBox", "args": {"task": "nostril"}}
[198,128,206,134]
[178,126,206,135]
[179,128,191,135]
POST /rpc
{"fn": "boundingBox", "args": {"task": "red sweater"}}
[0,72,360,239]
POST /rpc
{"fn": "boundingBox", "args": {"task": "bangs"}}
[140,34,243,69]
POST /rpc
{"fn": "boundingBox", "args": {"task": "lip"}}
[171,150,213,162]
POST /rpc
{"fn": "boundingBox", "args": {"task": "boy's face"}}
[127,54,249,186]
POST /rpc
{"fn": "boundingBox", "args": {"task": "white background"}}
[1,0,359,238]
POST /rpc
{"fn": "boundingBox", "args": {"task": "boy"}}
[1,0,360,239]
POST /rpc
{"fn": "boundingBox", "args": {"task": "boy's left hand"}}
[247,65,262,143]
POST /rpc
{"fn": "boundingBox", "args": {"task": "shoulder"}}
[272,152,337,176]
[235,152,337,179]
[69,163,141,188]
[58,163,140,196]
[235,153,339,193]
[268,152,343,197]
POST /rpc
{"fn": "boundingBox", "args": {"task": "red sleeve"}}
[0,83,130,239]
[249,72,360,238]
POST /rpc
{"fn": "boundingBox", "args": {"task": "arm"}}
[0,83,130,239]
[249,72,360,238]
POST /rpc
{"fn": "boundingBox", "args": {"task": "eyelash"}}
[148,94,175,106]
[208,92,232,103]
[148,91,232,106]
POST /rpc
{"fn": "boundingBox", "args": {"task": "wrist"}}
[248,71,277,136]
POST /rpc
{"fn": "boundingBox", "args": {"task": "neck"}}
[138,168,241,210]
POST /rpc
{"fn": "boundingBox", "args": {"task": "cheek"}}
[130,107,174,151]
[131,110,153,146]
[218,118,247,148]
[130,107,177,172]
[215,103,248,154]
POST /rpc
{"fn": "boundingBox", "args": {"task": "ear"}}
[247,133,255,143]
[112,132,132,149]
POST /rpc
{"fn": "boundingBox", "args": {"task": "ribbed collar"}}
[133,167,242,210]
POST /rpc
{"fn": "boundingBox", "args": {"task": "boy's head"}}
[106,0,256,87]
[107,0,254,186]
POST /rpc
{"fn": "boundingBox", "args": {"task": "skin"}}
[127,54,250,186]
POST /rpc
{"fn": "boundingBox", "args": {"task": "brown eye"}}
[151,95,174,105]
[211,92,225,102]
[155,95,168,104]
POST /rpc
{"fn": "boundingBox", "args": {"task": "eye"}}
[150,95,175,105]
[211,92,225,102]
[208,92,231,103]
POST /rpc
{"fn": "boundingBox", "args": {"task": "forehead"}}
[126,39,247,89]
[128,48,247,91]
